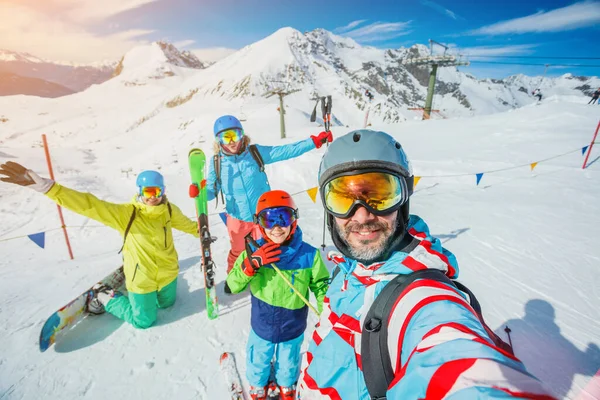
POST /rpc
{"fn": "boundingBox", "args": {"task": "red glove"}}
[189,180,206,198]
[242,242,281,276]
[189,183,199,198]
[311,131,333,149]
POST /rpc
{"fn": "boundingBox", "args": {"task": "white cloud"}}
[0,1,159,63]
[468,1,600,35]
[420,0,463,20]
[173,40,196,49]
[191,47,237,63]
[334,20,368,33]
[340,21,412,43]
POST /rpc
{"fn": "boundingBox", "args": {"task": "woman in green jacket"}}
[0,161,198,329]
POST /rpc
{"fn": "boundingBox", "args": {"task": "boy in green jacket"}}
[226,190,329,400]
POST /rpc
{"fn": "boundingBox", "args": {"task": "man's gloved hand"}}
[242,242,281,276]
[0,161,54,193]
[311,131,333,149]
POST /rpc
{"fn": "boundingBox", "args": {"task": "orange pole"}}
[582,120,600,169]
[42,134,74,260]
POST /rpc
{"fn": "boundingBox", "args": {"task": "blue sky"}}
[2,0,599,78]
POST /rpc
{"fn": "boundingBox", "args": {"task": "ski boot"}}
[87,283,119,315]
[249,386,267,400]
[266,381,280,399]
[278,384,296,400]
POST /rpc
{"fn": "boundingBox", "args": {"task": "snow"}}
[1,33,600,400]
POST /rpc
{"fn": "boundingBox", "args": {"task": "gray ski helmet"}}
[318,129,413,188]
[318,129,415,263]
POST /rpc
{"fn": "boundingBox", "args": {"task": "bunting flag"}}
[530,162,538,171]
[475,173,484,186]
[306,187,318,203]
[219,212,228,226]
[414,176,421,188]
[28,232,45,249]
[582,145,589,156]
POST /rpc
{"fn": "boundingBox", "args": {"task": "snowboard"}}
[39,265,125,352]
[188,148,219,320]
[220,352,245,400]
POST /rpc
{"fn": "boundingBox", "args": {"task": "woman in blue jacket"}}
[190,115,332,293]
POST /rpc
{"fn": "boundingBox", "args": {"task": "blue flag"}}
[476,173,484,186]
[28,232,45,249]
[582,146,589,155]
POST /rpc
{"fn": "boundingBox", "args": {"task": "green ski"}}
[188,148,219,320]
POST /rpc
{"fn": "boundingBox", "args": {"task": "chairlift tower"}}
[402,39,469,120]
[264,85,301,139]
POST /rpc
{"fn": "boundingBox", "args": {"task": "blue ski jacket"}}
[206,138,316,222]
[297,215,553,399]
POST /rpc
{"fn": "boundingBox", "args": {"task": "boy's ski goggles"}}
[217,129,244,145]
[140,186,163,198]
[254,206,297,229]
[322,171,408,218]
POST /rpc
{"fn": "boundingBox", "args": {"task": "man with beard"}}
[296,130,553,399]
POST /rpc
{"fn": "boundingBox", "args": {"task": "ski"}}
[188,148,219,320]
[219,352,245,400]
[39,265,125,352]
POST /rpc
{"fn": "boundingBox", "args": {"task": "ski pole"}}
[247,237,320,315]
[268,261,319,316]
[504,326,514,352]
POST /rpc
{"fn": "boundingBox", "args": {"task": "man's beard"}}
[335,219,395,263]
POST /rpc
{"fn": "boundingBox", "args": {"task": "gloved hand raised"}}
[242,241,281,277]
[311,131,333,149]
[0,161,54,193]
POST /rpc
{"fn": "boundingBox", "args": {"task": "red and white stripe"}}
[386,280,473,373]
[426,358,556,400]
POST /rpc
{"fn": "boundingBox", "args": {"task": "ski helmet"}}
[214,115,243,136]
[136,170,165,195]
[254,190,299,242]
[318,129,414,262]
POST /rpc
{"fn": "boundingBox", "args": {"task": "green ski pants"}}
[105,278,177,329]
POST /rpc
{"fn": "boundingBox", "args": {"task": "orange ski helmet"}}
[254,190,299,242]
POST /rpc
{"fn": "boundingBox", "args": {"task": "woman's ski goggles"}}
[140,186,164,198]
[217,128,244,145]
[254,206,297,229]
[322,171,408,218]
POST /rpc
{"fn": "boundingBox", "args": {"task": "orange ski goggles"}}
[141,186,163,198]
[321,171,408,218]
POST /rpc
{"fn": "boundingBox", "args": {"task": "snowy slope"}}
[1,87,599,400]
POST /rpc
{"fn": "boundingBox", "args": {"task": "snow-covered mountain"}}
[0,71,74,98]
[180,27,599,122]
[0,49,115,93]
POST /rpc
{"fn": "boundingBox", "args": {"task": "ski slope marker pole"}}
[582,120,600,169]
[42,134,74,260]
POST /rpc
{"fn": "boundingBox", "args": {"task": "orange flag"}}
[530,162,538,171]
[306,187,318,203]
[414,176,422,188]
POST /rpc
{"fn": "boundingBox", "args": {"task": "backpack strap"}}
[361,269,512,399]
[248,144,266,176]
[248,144,268,185]
[167,202,172,217]
[118,207,136,254]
